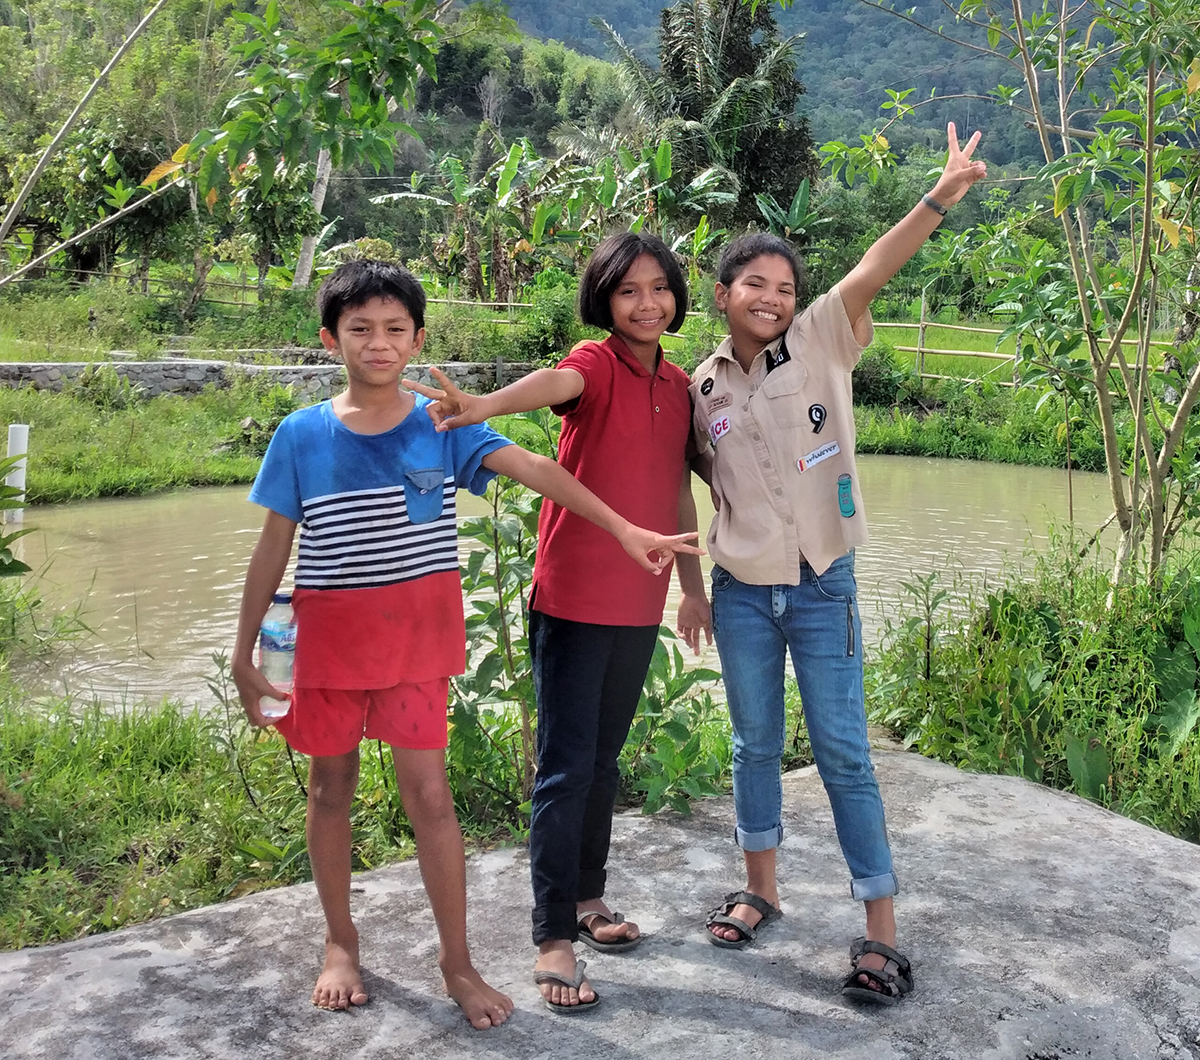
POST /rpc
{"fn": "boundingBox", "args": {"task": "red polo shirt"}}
[531,334,693,627]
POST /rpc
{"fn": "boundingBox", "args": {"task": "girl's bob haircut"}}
[578,232,689,334]
[717,232,806,300]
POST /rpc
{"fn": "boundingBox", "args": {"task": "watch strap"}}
[921,193,948,216]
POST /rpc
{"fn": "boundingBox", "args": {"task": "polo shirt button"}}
[753,434,760,441]
[786,516,794,525]
[774,488,782,496]
[742,404,749,412]
[655,405,660,412]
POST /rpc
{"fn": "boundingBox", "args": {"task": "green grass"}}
[0,378,289,504]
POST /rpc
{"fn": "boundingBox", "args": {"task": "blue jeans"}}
[710,553,898,902]
[527,610,660,945]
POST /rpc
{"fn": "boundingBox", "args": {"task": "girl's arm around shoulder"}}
[480,444,702,574]
[404,365,585,432]
[232,510,298,728]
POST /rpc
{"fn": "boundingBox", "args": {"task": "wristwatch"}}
[921,194,948,216]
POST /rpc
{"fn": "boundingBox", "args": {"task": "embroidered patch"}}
[700,377,715,395]
[708,393,732,413]
[796,440,840,472]
[838,473,856,517]
[808,403,827,433]
[708,415,732,445]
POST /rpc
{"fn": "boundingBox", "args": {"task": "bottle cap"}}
[272,592,292,604]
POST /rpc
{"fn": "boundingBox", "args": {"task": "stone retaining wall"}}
[0,359,536,401]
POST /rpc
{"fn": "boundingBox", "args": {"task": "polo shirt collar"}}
[605,332,662,378]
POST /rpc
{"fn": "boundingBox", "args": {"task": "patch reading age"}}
[796,440,840,472]
[700,377,715,395]
[708,415,732,446]
[809,403,827,433]
[707,393,732,413]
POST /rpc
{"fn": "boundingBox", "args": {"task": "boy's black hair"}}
[316,259,426,334]
[717,233,806,297]
[578,232,689,334]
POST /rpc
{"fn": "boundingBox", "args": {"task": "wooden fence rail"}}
[1,263,1177,386]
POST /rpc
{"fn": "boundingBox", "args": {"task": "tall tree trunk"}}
[292,149,333,290]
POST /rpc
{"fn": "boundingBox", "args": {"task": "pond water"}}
[16,455,1113,706]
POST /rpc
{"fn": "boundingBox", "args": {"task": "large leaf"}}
[1064,731,1110,801]
[1148,690,1200,758]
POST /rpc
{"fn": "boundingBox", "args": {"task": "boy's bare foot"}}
[534,939,596,1008]
[577,899,640,945]
[442,962,514,1029]
[312,937,368,1010]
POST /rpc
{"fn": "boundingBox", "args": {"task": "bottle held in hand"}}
[257,592,296,719]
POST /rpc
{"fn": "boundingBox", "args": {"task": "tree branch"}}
[0,0,170,255]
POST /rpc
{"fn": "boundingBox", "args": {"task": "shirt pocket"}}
[761,362,810,430]
[403,468,446,525]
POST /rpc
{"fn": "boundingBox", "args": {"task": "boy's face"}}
[319,295,425,388]
[714,254,797,351]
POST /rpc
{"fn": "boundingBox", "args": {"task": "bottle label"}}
[260,624,296,652]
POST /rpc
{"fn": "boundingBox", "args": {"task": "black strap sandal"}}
[533,958,601,1014]
[705,890,782,949]
[841,937,914,1005]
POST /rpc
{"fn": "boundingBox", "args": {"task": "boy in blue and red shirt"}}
[231,260,698,1025]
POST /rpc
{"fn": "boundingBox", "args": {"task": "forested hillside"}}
[489,0,1039,164]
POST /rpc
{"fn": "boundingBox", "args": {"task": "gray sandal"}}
[533,958,601,1014]
[577,909,642,953]
[705,890,782,949]
[841,938,914,1005]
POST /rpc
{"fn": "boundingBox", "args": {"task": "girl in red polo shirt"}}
[408,232,710,1013]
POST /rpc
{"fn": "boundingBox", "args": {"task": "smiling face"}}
[715,253,797,357]
[608,253,677,360]
[320,295,425,388]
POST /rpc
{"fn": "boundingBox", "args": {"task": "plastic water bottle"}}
[257,592,296,719]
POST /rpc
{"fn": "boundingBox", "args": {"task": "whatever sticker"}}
[797,440,840,472]
[709,415,731,445]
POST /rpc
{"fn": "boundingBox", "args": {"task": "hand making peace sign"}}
[403,367,486,432]
[930,121,988,208]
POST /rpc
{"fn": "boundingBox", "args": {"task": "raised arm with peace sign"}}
[839,122,987,337]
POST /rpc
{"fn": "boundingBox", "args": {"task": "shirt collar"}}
[604,332,661,378]
[712,333,785,369]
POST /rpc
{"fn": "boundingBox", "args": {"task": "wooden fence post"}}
[917,291,928,379]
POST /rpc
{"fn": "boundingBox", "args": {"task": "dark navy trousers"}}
[527,609,659,945]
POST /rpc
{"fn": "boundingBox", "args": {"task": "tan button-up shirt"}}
[690,285,870,582]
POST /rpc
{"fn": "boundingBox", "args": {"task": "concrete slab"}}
[2,750,1200,1059]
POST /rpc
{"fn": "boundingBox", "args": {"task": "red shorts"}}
[274,678,450,757]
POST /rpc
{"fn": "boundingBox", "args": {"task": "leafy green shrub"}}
[513,284,583,363]
[224,373,302,456]
[65,364,146,411]
[853,340,908,407]
[868,546,1200,842]
[421,303,519,364]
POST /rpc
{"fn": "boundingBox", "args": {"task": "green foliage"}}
[852,340,911,408]
[855,377,1113,472]
[868,545,1200,840]
[223,373,300,457]
[65,364,146,412]
[0,383,288,503]
[513,284,582,363]
[620,636,725,815]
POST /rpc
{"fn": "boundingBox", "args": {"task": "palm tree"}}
[554,0,817,228]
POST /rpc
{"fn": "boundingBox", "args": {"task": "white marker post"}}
[6,425,29,524]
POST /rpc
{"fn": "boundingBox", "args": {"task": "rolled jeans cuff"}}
[850,871,899,902]
[735,823,783,852]
[532,901,579,946]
